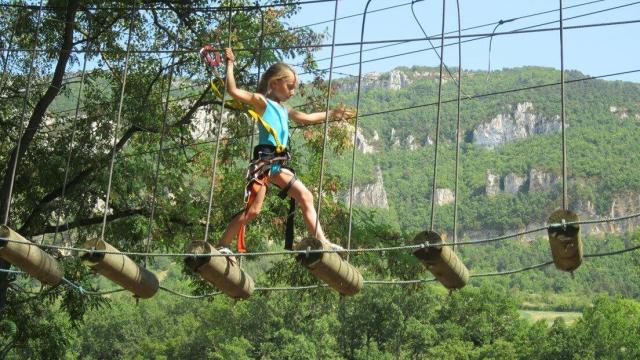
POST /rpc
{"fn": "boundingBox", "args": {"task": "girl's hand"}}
[224,48,235,64]
[331,104,356,122]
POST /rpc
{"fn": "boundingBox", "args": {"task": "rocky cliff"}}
[473,102,563,149]
[345,167,389,208]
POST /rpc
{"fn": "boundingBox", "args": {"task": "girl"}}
[217,48,351,255]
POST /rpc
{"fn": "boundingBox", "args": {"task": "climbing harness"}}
[237,144,297,252]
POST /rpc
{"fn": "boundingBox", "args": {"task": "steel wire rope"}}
[6,242,637,297]
[17,65,637,223]
[247,4,265,161]
[3,210,640,258]
[428,0,447,232]
[345,0,373,258]
[314,0,339,241]
[143,18,180,268]
[51,15,92,246]
[6,1,637,128]
[560,0,569,210]
[98,5,136,243]
[16,67,640,187]
[1,0,44,226]
[4,16,640,56]
[410,0,471,100]
[202,8,233,244]
[357,68,640,118]
[296,3,640,75]
[304,0,607,69]
[452,0,462,250]
[0,0,338,12]
[0,15,17,96]
[0,0,613,74]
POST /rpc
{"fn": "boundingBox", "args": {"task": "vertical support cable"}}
[452,0,461,250]
[0,23,16,95]
[2,1,44,226]
[559,0,568,210]
[314,0,339,239]
[144,17,179,266]
[347,0,373,259]
[53,15,91,244]
[248,3,264,157]
[99,6,136,241]
[429,0,446,232]
[203,8,233,243]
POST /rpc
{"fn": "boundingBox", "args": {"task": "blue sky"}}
[289,0,640,82]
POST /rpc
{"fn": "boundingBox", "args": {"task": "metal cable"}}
[346,0,373,258]
[16,67,639,183]
[3,16,640,56]
[52,17,91,244]
[0,0,337,12]
[452,0,462,250]
[305,0,607,68]
[410,0,471,100]
[247,4,265,159]
[203,8,233,244]
[5,243,637,297]
[314,0,339,241]
[144,29,179,266]
[429,0,446,232]
[1,0,44,226]
[99,6,136,242]
[560,0,569,210]
[0,18,17,96]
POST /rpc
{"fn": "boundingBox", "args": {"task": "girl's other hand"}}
[331,104,356,122]
[224,48,235,64]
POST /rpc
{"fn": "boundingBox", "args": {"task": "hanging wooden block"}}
[0,225,63,285]
[79,239,159,299]
[547,209,582,272]
[412,230,468,290]
[295,237,363,296]
[184,241,254,299]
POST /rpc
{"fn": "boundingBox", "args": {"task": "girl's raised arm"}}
[224,48,267,113]
[289,105,355,125]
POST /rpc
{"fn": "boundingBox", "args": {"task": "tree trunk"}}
[0,0,79,313]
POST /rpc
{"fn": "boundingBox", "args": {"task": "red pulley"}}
[199,44,222,69]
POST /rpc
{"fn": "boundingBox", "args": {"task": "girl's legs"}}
[270,168,331,244]
[217,182,267,248]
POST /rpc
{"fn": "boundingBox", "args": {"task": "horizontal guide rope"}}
[3,18,639,55]
[4,244,638,298]
[2,211,640,258]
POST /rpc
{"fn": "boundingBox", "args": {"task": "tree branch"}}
[19,88,215,234]
[0,0,80,225]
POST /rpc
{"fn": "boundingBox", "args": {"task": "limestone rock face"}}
[404,135,418,150]
[473,102,563,149]
[486,171,500,197]
[433,188,455,206]
[388,70,412,90]
[504,173,526,194]
[346,167,389,208]
[486,169,555,196]
[528,168,558,192]
[355,130,375,154]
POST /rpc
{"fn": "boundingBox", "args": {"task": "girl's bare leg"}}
[217,183,267,248]
[270,169,328,243]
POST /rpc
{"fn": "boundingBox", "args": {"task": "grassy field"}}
[519,310,582,326]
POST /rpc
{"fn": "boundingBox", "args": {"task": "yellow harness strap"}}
[246,109,286,154]
[208,78,286,154]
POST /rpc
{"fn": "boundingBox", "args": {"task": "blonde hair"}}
[257,63,297,95]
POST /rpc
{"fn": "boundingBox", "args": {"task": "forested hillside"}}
[329,66,640,236]
[2,1,640,358]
